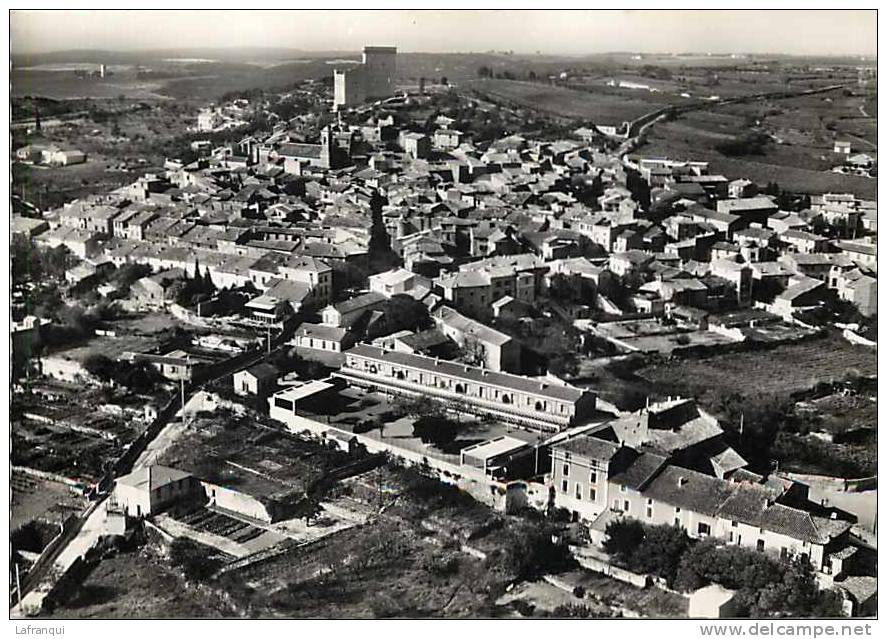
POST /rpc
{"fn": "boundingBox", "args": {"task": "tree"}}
[392,394,445,419]
[112,263,152,295]
[412,415,459,447]
[477,66,493,78]
[292,495,324,526]
[83,354,116,382]
[602,518,646,562]
[548,273,597,305]
[369,295,432,337]
[368,189,398,272]
[625,168,651,211]
[458,334,487,367]
[673,540,844,617]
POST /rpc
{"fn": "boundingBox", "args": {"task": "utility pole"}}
[180,377,186,424]
[267,324,271,354]
[15,561,22,609]
[377,464,383,512]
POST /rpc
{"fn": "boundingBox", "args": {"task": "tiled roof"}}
[343,343,588,403]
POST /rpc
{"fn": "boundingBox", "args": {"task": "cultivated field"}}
[11,471,87,530]
[636,85,877,199]
[469,79,662,125]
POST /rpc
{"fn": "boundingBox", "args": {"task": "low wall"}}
[276,412,522,513]
[574,551,650,589]
[12,465,85,490]
[843,328,876,349]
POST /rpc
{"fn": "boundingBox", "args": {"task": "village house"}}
[432,305,520,373]
[368,268,432,298]
[321,291,387,329]
[292,322,356,356]
[834,269,878,317]
[550,433,853,572]
[113,465,204,518]
[233,362,280,396]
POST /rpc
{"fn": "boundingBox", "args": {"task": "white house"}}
[233,362,279,396]
[113,465,203,518]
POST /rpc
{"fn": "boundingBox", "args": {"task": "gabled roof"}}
[116,465,192,492]
[609,450,669,491]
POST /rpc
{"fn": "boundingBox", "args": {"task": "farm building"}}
[113,465,203,518]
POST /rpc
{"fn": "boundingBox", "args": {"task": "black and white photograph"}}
[5,5,880,630]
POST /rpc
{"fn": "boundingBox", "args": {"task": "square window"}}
[623,500,630,512]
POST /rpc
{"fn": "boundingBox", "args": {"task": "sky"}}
[10,9,878,57]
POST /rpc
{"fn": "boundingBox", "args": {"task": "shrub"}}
[552,603,592,618]
[353,418,379,434]
[513,600,536,617]
[603,520,691,586]
[419,551,460,577]
[168,537,221,582]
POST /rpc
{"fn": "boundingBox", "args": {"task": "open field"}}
[636,85,877,198]
[637,334,877,405]
[11,69,171,101]
[44,547,236,619]
[795,392,877,438]
[469,79,663,124]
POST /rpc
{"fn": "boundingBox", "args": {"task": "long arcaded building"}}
[334,344,597,431]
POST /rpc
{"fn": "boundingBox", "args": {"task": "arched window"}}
[395,370,405,380]
[368,364,378,374]
[455,383,466,394]
[502,394,512,404]
[535,400,545,412]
